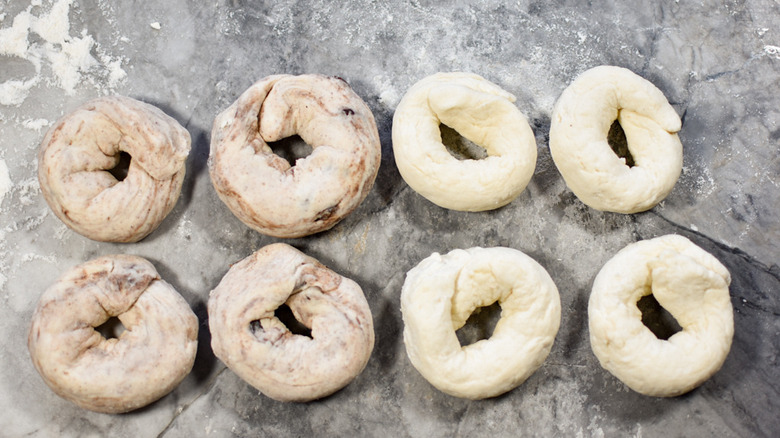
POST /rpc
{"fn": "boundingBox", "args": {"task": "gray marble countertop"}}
[1,0,778,437]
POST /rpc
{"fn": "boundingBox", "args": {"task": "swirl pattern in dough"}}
[209,74,381,238]
[208,243,374,402]
[28,255,199,413]
[38,96,191,242]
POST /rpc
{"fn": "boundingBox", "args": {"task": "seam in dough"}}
[38,96,191,242]
[392,72,537,211]
[209,74,381,238]
[28,255,199,413]
[588,234,733,397]
[549,65,683,213]
[401,246,561,399]
[208,243,375,402]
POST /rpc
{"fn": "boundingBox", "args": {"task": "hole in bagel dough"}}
[607,118,635,168]
[440,124,488,161]
[108,151,132,181]
[267,135,313,168]
[637,294,682,340]
[95,316,126,339]
[455,301,502,346]
[275,303,312,338]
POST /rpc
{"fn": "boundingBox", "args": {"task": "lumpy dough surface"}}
[28,255,199,414]
[588,234,733,397]
[392,72,537,211]
[38,96,191,242]
[549,65,683,213]
[209,74,381,238]
[400,247,560,399]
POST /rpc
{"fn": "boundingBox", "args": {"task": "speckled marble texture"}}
[1,0,778,436]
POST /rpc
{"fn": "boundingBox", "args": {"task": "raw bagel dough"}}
[400,247,561,399]
[209,74,381,238]
[588,235,733,397]
[207,243,374,402]
[549,65,683,213]
[28,255,199,414]
[38,96,191,242]
[392,72,537,211]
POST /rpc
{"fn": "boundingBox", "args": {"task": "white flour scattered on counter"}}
[0,160,10,292]
[764,45,780,59]
[16,177,40,206]
[21,118,51,131]
[0,0,127,106]
[0,160,11,207]
[372,74,400,108]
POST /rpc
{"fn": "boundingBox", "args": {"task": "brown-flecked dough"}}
[208,243,374,402]
[28,255,198,414]
[209,74,381,238]
[38,96,191,243]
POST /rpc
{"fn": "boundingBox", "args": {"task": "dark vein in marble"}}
[698,52,765,85]
[704,69,740,82]
[452,401,475,438]
[156,365,229,438]
[738,297,780,317]
[648,210,779,279]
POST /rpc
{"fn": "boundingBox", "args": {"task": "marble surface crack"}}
[452,401,475,438]
[648,210,780,283]
[363,183,409,217]
[156,365,228,438]
[697,51,764,84]
[181,96,204,132]
[735,294,780,317]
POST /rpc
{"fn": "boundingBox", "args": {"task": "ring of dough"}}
[588,235,733,397]
[392,72,537,211]
[209,74,381,238]
[549,65,683,213]
[28,255,199,414]
[38,96,191,242]
[400,247,561,399]
[207,243,374,402]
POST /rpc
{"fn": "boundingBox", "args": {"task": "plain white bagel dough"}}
[207,243,375,402]
[549,65,683,213]
[28,255,199,414]
[209,74,381,238]
[392,72,537,211]
[588,235,733,397]
[38,96,191,242]
[400,247,561,399]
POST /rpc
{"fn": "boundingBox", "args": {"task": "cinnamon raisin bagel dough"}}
[549,66,683,213]
[208,243,374,402]
[38,96,191,242]
[589,235,733,397]
[28,255,199,414]
[392,72,538,211]
[401,247,561,399]
[209,74,381,238]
